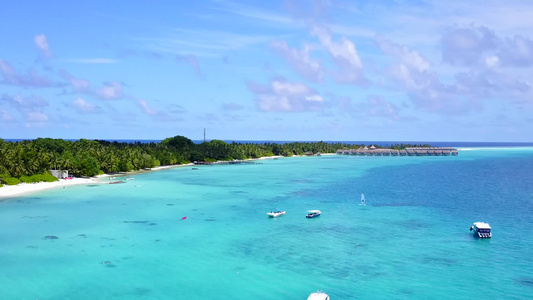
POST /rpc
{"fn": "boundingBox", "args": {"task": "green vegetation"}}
[0,136,431,186]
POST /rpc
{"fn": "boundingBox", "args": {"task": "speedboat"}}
[267,211,286,218]
[307,291,330,300]
[470,222,492,238]
[306,210,321,218]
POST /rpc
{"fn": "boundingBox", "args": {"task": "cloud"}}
[0,94,51,125]
[0,109,14,122]
[311,26,367,84]
[70,77,91,91]
[72,98,101,114]
[137,99,157,115]
[441,25,533,68]
[34,34,52,58]
[168,104,187,114]
[0,93,49,110]
[59,70,91,92]
[375,35,436,91]
[27,111,49,122]
[361,95,402,120]
[283,0,332,23]
[338,95,409,121]
[96,82,123,100]
[0,58,53,87]
[62,58,118,64]
[499,35,533,67]
[137,99,182,121]
[176,54,202,76]
[247,78,324,112]
[376,36,482,114]
[376,35,431,73]
[441,25,497,67]
[270,40,324,83]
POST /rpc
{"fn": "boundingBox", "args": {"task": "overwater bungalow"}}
[336,147,458,157]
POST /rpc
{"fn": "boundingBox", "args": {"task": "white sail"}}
[360,193,366,205]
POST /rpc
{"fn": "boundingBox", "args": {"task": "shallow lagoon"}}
[1,148,532,299]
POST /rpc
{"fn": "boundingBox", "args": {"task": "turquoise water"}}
[1,148,532,299]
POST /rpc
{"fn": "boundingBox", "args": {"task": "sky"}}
[1,0,532,142]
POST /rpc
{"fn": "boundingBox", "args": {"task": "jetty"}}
[336,147,458,156]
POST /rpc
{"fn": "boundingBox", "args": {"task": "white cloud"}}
[73,98,100,113]
[70,77,91,91]
[311,26,366,84]
[0,93,49,110]
[176,54,202,76]
[96,82,123,100]
[270,40,324,83]
[138,99,157,115]
[62,58,118,64]
[500,35,533,67]
[441,25,497,67]
[34,34,52,58]
[0,109,14,122]
[0,58,52,87]
[27,111,48,122]
[247,78,324,112]
[376,35,431,72]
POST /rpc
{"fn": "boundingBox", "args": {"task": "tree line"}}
[0,135,430,186]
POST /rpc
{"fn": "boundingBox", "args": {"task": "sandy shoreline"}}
[0,155,320,200]
[0,177,101,200]
[0,163,197,200]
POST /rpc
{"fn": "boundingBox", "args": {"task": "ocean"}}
[0,147,532,299]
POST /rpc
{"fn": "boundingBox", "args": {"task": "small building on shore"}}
[50,170,69,179]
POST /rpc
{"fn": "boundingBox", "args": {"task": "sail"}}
[361,193,366,205]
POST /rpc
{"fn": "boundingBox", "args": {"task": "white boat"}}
[307,291,330,300]
[306,210,321,218]
[470,222,491,238]
[360,193,366,205]
[267,211,286,218]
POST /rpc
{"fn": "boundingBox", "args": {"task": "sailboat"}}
[360,193,366,206]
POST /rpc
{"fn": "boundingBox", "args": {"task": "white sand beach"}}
[0,163,195,199]
[0,177,100,199]
[0,155,321,199]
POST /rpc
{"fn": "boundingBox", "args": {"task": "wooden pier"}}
[336,147,458,156]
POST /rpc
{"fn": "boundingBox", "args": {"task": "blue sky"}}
[1,0,532,142]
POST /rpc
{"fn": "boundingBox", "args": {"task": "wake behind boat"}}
[267,210,286,218]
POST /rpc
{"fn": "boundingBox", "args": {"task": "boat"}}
[470,222,492,238]
[307,291,330,300]
[306,210,321,218]
[267,211,286,218]
[360,193,366,205]
[109,180,124,184]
